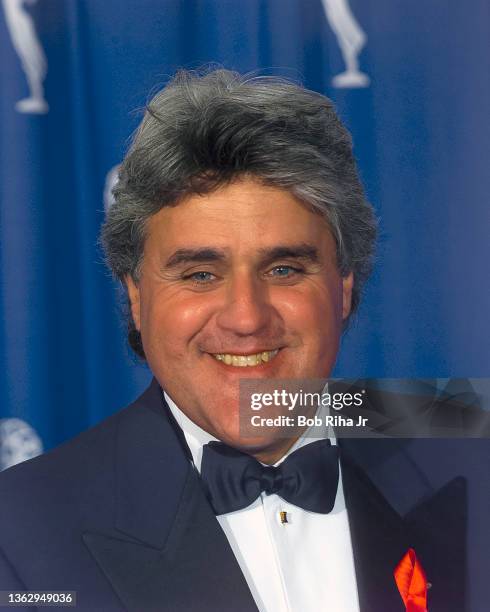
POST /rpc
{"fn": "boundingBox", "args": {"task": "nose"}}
[215,271,273,336]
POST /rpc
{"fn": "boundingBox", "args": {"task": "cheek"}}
[277,281,343,330]
[140,290,214,353]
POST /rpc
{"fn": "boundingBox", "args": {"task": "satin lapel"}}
[83,379,258,612]
[405,476,467,612]
[340,438,468,612]
[341,443,411,612]
[83,467,258,612]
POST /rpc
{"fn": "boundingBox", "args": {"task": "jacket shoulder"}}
[0,383,161,531]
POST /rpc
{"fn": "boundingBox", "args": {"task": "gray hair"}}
[101,68,377,359]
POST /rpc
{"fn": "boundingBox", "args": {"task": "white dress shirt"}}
[165,392,360,612]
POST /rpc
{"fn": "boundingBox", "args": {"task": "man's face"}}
[126,177,353,451]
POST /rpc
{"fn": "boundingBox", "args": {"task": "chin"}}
[216,429,286,452]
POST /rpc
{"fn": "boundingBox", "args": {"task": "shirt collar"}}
[164,386,335,473]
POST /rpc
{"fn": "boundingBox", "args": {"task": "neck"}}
[245,436,301,465]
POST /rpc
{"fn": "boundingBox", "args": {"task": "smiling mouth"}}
[212,349,280,367]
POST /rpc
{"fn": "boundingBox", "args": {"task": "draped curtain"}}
[1,0,489,459]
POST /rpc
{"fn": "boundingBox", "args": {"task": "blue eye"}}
[188,271,215,283]
[270,266,301,277]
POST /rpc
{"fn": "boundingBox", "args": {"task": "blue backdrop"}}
[1,0,489,465]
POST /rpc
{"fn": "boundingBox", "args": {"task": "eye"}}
[268,265,303,278]
[184,271,217,284]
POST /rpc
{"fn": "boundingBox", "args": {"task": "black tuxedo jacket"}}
[0,379,471,611]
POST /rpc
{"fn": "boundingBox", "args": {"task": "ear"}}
[341,272,354,320]
[125,275,141,331]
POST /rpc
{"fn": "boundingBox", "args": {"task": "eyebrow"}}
[257,244,320,265]
[163,243,320,269]
[164,248,227,269]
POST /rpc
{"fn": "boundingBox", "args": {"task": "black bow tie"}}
[200,439,339,515]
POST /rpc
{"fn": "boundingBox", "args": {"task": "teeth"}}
[213,349,279,366]
[246,354,257,366]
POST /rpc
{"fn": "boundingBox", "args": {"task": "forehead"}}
[144,177,335,255]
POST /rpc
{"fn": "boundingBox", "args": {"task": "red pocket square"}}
[394,548,428,612]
